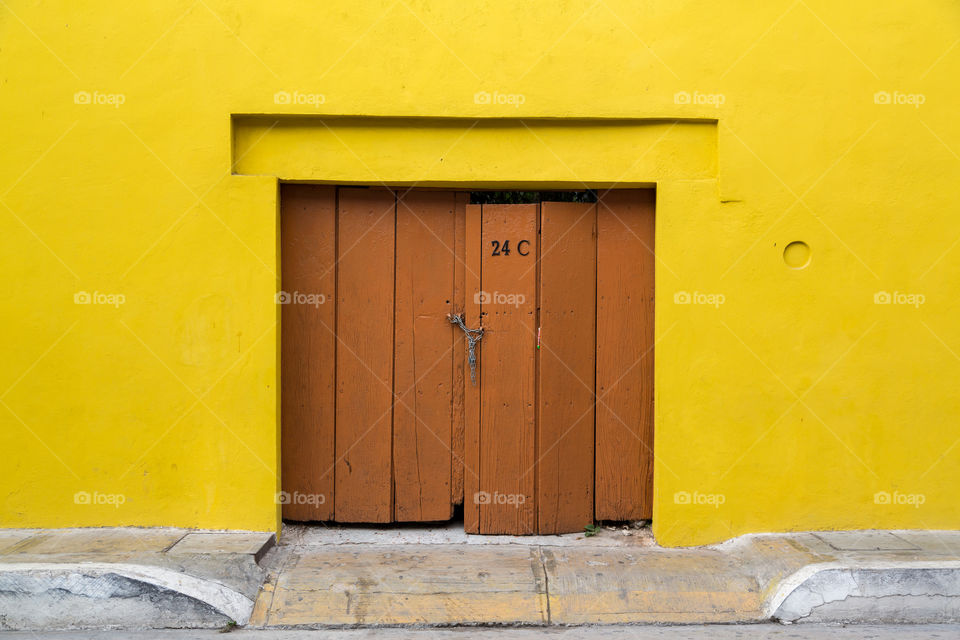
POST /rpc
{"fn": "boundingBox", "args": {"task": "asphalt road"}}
[1,626,958,639]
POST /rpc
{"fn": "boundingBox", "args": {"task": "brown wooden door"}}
[281,186,465,523]
[281,187,654,533]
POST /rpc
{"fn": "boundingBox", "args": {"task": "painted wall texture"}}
[1,1,959,546]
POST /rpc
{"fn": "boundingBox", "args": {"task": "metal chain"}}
[448,313,483,385]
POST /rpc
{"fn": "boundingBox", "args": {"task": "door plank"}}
[393,191,457,521]
[463,204,483,533]
[280,184,337,521]
[537,202,597,533]
[478,204,538,534]
[451,193,468,506]
[335,187,396,522]
[595,189,656,521]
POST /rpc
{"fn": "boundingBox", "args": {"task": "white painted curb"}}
[0,562,254,624]
[764,560,960,619]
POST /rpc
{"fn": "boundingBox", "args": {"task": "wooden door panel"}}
[393,191,457,521]
[537,202,597,533]
[335,187,396,522]
[596,189,656,520]
[463,204,483,533]
[477,204,538,534]
[280,184,337,521]
[451,193,469,506]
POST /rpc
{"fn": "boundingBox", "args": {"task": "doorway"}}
[279,186,654,534]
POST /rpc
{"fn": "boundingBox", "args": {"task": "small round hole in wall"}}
[783,241,811,269]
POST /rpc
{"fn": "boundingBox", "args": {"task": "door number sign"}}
[490,239,531,256]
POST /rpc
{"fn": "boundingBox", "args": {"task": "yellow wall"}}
[2,1,959,546]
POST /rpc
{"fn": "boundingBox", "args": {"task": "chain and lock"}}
[448,313,484,385]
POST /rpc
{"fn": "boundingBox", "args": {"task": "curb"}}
[0,562,254,625]
[767,561,960,623]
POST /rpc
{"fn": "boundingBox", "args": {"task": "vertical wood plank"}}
[280,184,337,521]
[450,192,469,506]
[537,201,597,533]
[463,203,483,533]
[596,189,656,521]
[392,191,456,521]
[478,204,538,534]
[335,187,396,522]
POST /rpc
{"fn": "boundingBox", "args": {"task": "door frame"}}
[231,113,720,539]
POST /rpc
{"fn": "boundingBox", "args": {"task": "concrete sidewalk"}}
[2,524,960,630]
[251,525,960,627]
[0,528,274,629]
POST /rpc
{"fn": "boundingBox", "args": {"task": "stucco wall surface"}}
[1,1,959,545]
